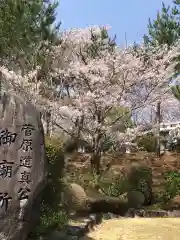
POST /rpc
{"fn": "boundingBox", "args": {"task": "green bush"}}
[99,175,128,197]
[64,171,101,190]
[102,136,114,152]
[33,137,68,237]
[163,171,180,201]
[42,137,65,209]
[125,165,153,205]
[65,170,128,198]
[136,134,156,152]
[35,204,68,237]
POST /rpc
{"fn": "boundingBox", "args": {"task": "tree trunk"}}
[46,111,51,136]
[90,152,101,174]
[91,128,103,174]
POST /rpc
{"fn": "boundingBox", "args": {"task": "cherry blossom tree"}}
[0,26,179,173]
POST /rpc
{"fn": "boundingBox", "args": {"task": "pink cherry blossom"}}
[0,25,179,172]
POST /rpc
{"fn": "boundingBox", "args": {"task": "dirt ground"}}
[81,218,180,240]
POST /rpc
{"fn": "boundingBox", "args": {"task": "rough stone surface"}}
[168,210,180,217]
[62,183,89,214]
[0,92,47,240]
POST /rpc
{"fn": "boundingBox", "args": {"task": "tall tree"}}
[0,0,60,67]
[85,27,116,58]
[171,84,180,100]
[144,1,180,99]
[144,1,180,46]
[1,26,177,173]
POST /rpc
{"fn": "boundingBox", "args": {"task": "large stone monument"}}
[0,91,47,240]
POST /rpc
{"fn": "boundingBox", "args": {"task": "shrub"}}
[33,137,68,237]
[102,136,114,152]
[167,139,180,152]
[136,133,156,152]
[65,170,128,198]
[125,165,153,205]
[35,204,68,237]
[99,174,128,197]
[163,171,180,201]
[64,171,101,190]
[42,137,65,209]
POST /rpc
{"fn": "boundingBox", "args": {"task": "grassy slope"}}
[67,151,180,192]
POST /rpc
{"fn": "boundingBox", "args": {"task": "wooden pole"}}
[156,101,161,158]
[125,32,127,48]
[0,71,2,100]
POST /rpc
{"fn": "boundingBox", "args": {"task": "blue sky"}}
[56,0,173,45]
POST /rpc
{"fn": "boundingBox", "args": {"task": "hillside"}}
[66,151,180,192]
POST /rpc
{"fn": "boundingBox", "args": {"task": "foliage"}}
[144,1,180,75]
[126,165,153,204]
[64,163,153,201]
[166,127,180,152]
[102,136,114,152]
[171,84,180,100]
[164,171,180,201]
[0,0,60,69]
[1,26,179,173]
[43,137,65,209]
[33,137,67,237]
[171,84,180,114]
[99,175,128,197]
[144,1,180,46]
[34,204,68,237]
[136,133,156,152]
[169,83,180,123]
[65,170,129,197]
[154,171,180,204]
[85,26,116,58]
[126,165,152,190]
[106,106,134,129]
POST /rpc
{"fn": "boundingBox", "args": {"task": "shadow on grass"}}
[80,237,95,240]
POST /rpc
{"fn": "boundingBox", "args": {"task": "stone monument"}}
[0,91,47,240]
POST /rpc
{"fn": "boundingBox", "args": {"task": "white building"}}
[160,121,180,132]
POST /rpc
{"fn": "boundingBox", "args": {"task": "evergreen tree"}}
[171,84,180,100]
[0,0,60,65]
[144,1,180,46]
[85,27,116,58]
[144,1,180,80]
